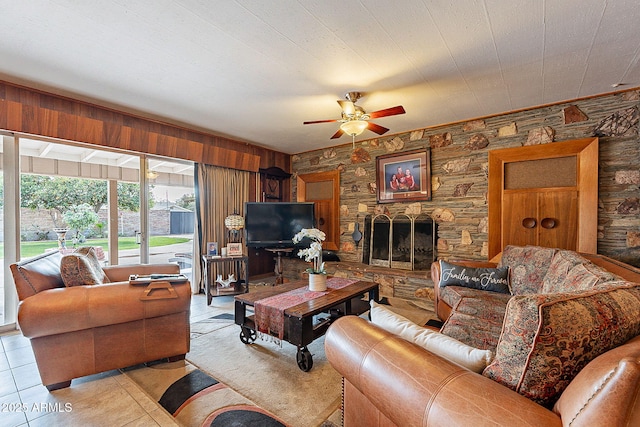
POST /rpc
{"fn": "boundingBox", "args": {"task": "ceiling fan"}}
[303,92,406,145]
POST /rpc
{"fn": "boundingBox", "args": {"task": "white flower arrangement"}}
[292,228,326,274]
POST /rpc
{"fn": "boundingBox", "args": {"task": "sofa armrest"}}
[431,260,498,320]
[325,316,561,427]
[103,263,180,282]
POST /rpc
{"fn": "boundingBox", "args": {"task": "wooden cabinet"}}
[488,138,598,259]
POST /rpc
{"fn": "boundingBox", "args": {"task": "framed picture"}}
[226,242,243,257]
[207,242,218,256]
[376,148,431,204]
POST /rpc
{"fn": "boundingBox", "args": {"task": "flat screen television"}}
[244,202,315,248]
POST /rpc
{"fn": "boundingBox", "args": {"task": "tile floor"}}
[0,293,232,427]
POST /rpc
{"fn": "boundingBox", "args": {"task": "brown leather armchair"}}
[10,250,191,391]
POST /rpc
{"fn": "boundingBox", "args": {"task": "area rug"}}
[123,360,288,426]
[187,321,342,427]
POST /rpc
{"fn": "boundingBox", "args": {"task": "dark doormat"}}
[425,319,444,329]
[210,313,235,321]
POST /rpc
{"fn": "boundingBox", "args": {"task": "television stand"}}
[265,247,294,284]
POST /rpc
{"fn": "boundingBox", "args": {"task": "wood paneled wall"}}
[0,80,290,174]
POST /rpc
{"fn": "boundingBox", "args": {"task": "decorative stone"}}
[461,230,472,245]
[374,205,390,215]
[336,163,346,171]
[430,132,452,148]
[525,126,555,145]
[617,198,640,215]
[594,107,639,137]
[431,208,455,222]
[405,203,422,215]
[621,91,640,101]
[291,154,300,162]
[384,136,404,152]
[351,184,360,192]
[340,205,349,216]
[354,166,367,177]
[498,122,517,137]
[341,241,356,252]
[367,182,376,194]
[442,158,471,174]
[374,274,394,298]
[627,231,640,248]
[340,186,345,195]
[466,134,489,150]
[432,176,441,192]
[563,105,588,124]
[347,222,354,232]
[310,156,320,165]
[437,238,449,252]
[481,242,489,257]
[453,183,473,197]
[410,130,425,141]
[463,119,486,131]
[369,139,380,147]
[615,170,640,184]
[358,203,368,212]
[414,287,435,300]
[323,148,337,159]
[478,217,488,233]
[351,148,371,163]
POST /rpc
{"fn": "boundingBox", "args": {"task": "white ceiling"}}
[0,1,639,154]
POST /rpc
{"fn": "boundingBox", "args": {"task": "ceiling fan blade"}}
[367,122,389,135]
[330,128,344,139]
[368,105,406,119]
[337,100,355,116]
[303,119,339,125]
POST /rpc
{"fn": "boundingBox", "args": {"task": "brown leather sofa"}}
[10,250,191,391]
[325,251,640,426]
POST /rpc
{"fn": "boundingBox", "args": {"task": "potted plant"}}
[292,228,327,291]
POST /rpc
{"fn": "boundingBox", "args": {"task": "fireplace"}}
[361,214,436,271]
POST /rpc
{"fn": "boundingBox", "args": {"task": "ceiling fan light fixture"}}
[340,120,368,136]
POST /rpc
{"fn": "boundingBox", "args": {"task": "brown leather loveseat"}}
[10,250,191,391]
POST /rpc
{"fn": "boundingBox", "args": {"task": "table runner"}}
[254,278,359,339]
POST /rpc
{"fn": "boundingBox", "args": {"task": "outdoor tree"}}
[62,203,100,244]
[20,175,154,227]
[176,193,195,211]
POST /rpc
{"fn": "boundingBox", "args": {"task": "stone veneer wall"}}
[287,90,640,300]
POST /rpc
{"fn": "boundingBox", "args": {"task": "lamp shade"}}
[224,213,245,230]
[340,120,368,136]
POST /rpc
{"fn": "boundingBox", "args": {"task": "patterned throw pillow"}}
[498,245,556,295]
[439,260,510,294]
[541,250,590,293]
[482,282,640,407]
[60,246,108,287]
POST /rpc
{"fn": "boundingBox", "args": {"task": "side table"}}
[265,247,294,284]
[202,255,249,304]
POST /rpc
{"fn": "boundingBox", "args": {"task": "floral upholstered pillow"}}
[498,245,557,295]
[60,247,108,287]
[482,282,640,407]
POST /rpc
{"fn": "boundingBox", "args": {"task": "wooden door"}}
[297,170,340,251]
[502,191,538,247]
[538,190,578,250]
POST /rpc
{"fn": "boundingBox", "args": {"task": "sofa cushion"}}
[440,292,511,351]
[60,247,109,287]
[482,281,640,407]
[439,260,510,294]
[498,245,556,295]
[11,251,65,300]
[370,301,494,373]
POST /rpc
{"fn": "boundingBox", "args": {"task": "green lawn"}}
[11,236,191,259]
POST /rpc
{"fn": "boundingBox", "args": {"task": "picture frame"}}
[376,148,431,204]
[226,242,243,257]
[207,242,218,256]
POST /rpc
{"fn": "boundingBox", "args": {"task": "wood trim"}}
[0,80,281,172]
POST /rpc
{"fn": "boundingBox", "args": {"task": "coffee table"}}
[234,279,379,371]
